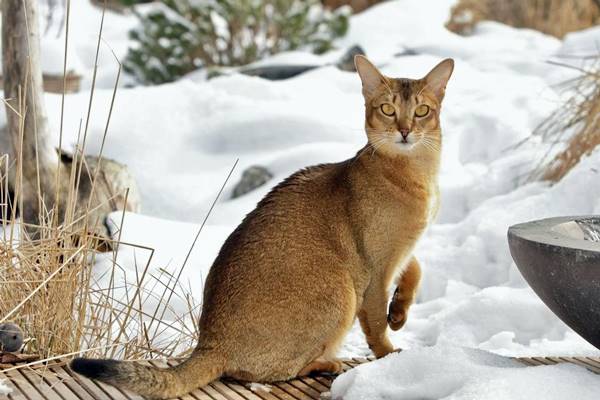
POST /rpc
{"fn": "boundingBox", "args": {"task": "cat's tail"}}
[70,351,224,399]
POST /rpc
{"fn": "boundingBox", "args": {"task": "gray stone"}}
[336,45,366,72]
[232,166,273,199]
[240,65,319,80]
[0,322,23,353]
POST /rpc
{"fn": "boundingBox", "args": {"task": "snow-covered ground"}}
[331,344,600,400]
[0,379,11,396]
[6,0,600,394]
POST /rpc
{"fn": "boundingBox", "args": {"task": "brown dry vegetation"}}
[447,0,600,38]
[528,57,600,182]
[0,2,202,367]
[0,148,202,363]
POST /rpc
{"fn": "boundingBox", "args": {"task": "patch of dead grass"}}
[447,0,600,38]
[528,56,600,182]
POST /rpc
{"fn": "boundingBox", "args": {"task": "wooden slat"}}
[6,385,29,400]
[208,380,245,400]
[3,354,600,400]
[47,364,97,400]
[298,376,328,393]
[16,368,63,400]
[552,357,591,371]
[515,357,538,366]
[200,384,229,400]
[4,367,46,400]
[531,357,556,366]
[257,384,296,400]
[32,365,84,400]
[1,369,27,400]
[273,382,314,400]
[576,357,600,371]
[313,376,333,389]
[222,380,264,400]
[242,383,280,400]
[55,364,113,400]
[562,357,600,374]
[287,379,321,399]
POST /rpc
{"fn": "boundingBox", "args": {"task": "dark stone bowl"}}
[508,216,600,350]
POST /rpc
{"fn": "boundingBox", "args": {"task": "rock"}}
[232,166,273,198]
[240,65,319,80]
[336,45,366,72]
[0,323,23,353]
[394,48,420,57]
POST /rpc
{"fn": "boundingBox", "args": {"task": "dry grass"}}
[446,0,600,38]
[0,130,204,363]
[0,1,208,367]
[527,56,600,182]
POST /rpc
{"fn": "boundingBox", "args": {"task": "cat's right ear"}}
[355,55,386,97]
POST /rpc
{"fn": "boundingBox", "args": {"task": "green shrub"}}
[124,0,350,84]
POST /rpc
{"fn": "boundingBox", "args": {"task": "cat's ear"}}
[424,58,454,99]
[355,55,387,97]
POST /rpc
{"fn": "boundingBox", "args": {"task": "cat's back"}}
[204,160,353,283]
[223,160,351,248]
[199,160,357,338]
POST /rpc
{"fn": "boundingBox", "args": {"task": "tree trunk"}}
[2,0,59,225]
[1,0,140,245]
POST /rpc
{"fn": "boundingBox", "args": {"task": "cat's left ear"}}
[424,58,454,99]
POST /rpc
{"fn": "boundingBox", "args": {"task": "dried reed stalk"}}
[528,56,600,182]
[447,0,600,38]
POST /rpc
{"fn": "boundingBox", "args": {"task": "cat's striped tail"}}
[70,351,224,399]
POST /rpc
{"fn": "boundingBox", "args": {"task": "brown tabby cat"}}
[70,55,453,399]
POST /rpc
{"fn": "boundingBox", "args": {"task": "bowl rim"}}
[508,215,600,253]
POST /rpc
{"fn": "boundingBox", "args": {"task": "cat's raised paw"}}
[387,309,407,331]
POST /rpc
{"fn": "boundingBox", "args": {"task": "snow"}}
[2,0,600,390]
[248,382,273,393]
[0,380,11,396]
[331,344,600,400]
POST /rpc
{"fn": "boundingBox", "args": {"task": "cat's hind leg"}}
[298,277,356,377]
[388,256,421,331]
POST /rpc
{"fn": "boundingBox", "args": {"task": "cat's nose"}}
[399,128,410,139]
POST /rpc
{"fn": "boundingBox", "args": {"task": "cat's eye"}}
[415,104,430,117]
[380,103,395,116]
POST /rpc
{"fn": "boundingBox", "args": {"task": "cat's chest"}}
[390,181,434,219]
[365,182,434,239]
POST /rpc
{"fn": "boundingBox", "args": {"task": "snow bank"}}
[331,345,600,400]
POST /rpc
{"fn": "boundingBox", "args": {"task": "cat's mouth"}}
[394,134,418,151]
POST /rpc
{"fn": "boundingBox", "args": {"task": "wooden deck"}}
[1,356,600,399]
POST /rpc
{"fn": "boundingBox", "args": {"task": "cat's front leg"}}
[357,280,394,358]
[388,256,421,331]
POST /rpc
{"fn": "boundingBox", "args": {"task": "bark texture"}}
[1,0,140,243]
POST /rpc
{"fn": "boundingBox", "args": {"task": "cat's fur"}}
[70,56,453,399]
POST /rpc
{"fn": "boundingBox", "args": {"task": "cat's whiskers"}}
[351,139,385,166]
[419,136,441,152]
[370,136,393,157]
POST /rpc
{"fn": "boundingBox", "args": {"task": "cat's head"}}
[355,56,454,157]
